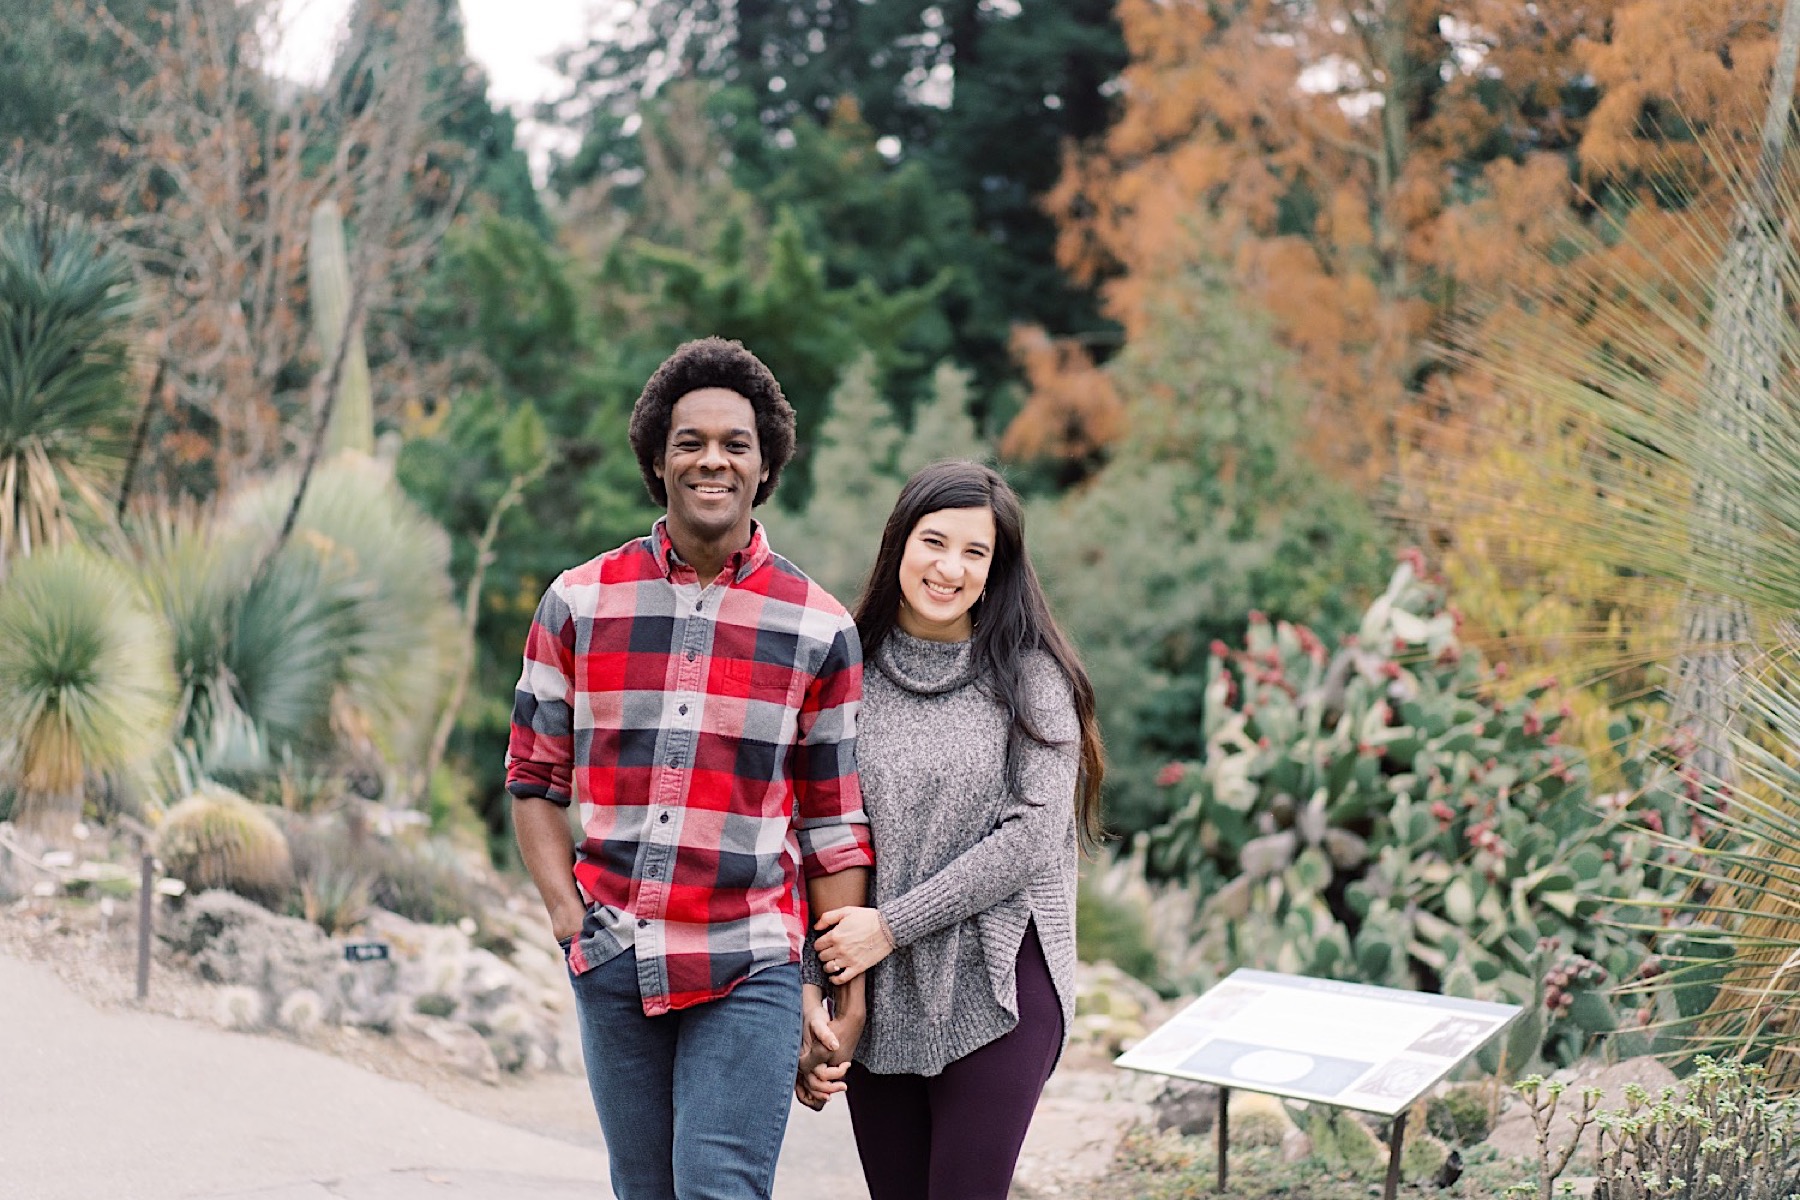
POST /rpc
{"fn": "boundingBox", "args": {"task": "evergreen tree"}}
[759,355,903,606]
[1034,263,1390,836]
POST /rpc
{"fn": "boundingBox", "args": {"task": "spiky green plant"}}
[128,502,342,776]
[227,454,458,764]
[1436,46,1800,1082]
[156,783,293,907]
[0,544,176,831]
[0,218,134,569]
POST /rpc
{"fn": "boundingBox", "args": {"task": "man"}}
[507,337,872,1199]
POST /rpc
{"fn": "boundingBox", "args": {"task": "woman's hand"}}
[813,906,894,985]
[796,983,851,1109]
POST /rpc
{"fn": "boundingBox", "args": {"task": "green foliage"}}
[553,0,1125,388]
[229,455,459,763]
[0,218,135,563]
[157,784,295,907]
[618,207,946,500]
[1074,870,1161,985]
[1149,559,1699,1068]
[1033,264,1390,835]
[287,812,481,929]
[0,544,176,828]
[1513,1058,1800,1199]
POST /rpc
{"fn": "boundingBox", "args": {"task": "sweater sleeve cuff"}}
[878,890,938,949]
[801,929,827,987]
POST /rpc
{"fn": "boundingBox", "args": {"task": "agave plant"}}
[0,544,176,832]
[0,218,135,572]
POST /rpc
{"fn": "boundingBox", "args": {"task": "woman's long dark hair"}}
[854,460,1106,851]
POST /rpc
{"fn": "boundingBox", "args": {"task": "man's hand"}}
[549,899,586,945]
[814,906,894,985]
[797,984,850,1109]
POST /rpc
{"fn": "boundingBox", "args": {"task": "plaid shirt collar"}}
[649,517,772,585]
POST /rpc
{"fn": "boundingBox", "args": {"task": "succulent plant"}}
[156,783,294,907]
[1148,557,1704,1067]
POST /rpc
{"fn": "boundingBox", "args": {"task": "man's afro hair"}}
[627,337,796,507]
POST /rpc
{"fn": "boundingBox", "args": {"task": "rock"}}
[1280,1127,1313,1163]
[1484,1056,1678,1166]
[161,890,345,1021]
[396,1012,500,1085]
[1151,1080,1220,1138]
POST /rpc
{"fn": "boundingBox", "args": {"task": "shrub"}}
[1513,1057,1800,1198]
[1147,557,1700,1067]
[156,784,293,907]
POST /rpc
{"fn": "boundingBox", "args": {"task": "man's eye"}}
[729,442,750,452]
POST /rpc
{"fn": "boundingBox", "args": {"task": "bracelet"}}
[877,910,896,952]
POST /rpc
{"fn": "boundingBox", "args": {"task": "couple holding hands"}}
[506,337,1104,1200]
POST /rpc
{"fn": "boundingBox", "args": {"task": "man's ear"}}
[654,455,666,481]
[760,463,770,484]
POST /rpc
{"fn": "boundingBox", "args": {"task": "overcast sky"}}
[272,0,595,175]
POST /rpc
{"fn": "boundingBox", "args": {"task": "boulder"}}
[161,890,345,1020]
[1151,1080,1220,1138]
[396,1012,500,1085]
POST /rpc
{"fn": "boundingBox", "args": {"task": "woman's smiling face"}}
[895,505,996,642]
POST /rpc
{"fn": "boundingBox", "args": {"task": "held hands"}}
[812,906,895,985]
[795,983,862,1110]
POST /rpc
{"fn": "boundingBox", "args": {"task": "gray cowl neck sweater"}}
[827,628,1080,1077]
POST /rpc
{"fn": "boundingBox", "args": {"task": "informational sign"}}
[1115,968,1520,1116]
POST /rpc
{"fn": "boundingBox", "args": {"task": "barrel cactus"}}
[156,784,294,907]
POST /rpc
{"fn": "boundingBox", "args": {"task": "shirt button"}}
[686,650,696,662]
[637,918,649,928]
[678,704,688,716]
[659,812,670,824]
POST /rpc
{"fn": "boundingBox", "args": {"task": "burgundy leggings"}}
[845,923,1063,1200]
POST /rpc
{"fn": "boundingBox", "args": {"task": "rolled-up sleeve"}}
[791,620,875,878]
[505,579,576,806]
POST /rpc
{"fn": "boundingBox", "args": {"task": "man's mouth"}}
[689,482,733,496]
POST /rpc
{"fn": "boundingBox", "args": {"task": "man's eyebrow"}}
[671,426,755,438]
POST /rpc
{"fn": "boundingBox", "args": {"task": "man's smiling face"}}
[655,387,768,548]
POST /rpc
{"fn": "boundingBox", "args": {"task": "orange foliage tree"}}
[1040,0,1620,483]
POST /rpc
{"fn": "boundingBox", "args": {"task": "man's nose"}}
[698,440,729,469]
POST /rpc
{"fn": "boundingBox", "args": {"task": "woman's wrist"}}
[876,909,897,952]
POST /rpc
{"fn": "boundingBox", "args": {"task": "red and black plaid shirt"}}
[506,519,873,1015]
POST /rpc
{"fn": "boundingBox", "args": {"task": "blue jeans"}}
[568,946,801,1200]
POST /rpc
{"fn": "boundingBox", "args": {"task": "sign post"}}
[1116,969,1520,1199]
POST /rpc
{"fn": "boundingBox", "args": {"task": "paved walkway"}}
[0,952,866,1200]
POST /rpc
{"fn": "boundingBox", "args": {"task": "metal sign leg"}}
[1217,1086,1230,1192]
[1383,1110,1409,1200]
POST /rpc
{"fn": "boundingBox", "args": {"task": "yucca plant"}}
[0,544,176,832]
[1433,9,1800,1083]
[128,502,342,773]
[0,217,135,572]
[228,454,458,769]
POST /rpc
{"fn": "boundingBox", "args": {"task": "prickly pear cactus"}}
[1147,555,1698,1067]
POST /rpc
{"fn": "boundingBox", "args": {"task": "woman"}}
[800,459,1105,1200]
